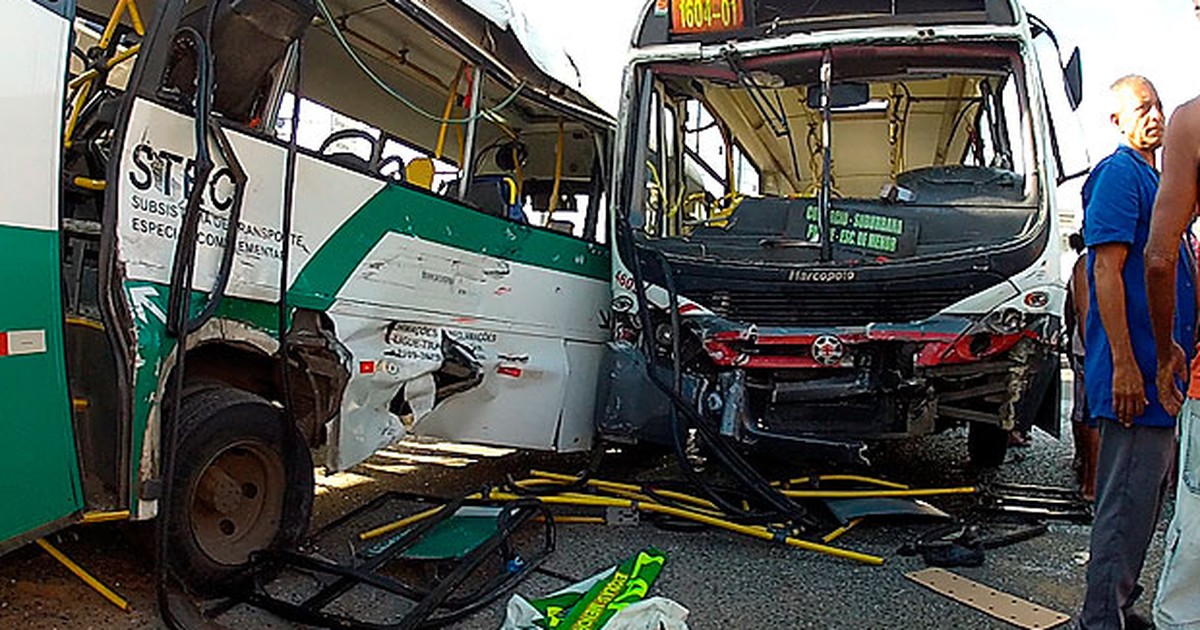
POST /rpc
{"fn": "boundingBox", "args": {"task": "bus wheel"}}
[967,421,1009,468]
[166,387,313,594]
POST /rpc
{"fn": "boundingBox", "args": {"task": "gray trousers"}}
[1079,420,1175,629]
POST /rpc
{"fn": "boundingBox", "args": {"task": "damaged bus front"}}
[601,0,1086,466]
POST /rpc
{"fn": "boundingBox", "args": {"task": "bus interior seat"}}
[464,176,527,223]
[406,157,436,190]
[324,152,373,174]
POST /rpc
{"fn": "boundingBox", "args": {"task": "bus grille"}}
[688,286,975,327]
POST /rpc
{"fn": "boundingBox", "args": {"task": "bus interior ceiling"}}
[72,0,606,210]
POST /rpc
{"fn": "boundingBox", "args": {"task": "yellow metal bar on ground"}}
[486,490,883,566]
[511,479,709,514]
[72,177,107,191]
[537,516,605,525]
[822,518,863,543]
[779,475,910,490]
[781,487,975,499]
[528,470,718,511]
[358,505,444,541]
[359,493,486,540]
[81,510,131,524]
[35,538,129,611]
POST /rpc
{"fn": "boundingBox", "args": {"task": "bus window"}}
[631,43,1037,260]
[732,144,761,196]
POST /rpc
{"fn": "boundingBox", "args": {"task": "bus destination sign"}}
[671,0,745,35]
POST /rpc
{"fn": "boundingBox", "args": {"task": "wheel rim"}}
[189,440,286,566]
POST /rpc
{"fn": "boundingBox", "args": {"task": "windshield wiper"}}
[759,237,821,249]
[723,47,789,136]
[722,47,805,220]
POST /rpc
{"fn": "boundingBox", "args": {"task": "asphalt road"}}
[0,370,1172,629]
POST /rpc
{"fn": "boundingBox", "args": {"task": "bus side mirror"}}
[1064,47,1083,111]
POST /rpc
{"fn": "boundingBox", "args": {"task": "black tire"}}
[968,421,1010,468]
[165,387,313,595]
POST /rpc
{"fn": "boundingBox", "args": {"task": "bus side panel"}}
[302,187,612,469]
[0,0,83,546]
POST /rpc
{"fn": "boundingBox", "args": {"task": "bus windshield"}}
[628,42,1038,265]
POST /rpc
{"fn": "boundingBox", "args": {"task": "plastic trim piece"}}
[906,567,1070,629]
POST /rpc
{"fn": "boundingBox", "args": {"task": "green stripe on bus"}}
[289,184,610,310]
[0,224,82,544]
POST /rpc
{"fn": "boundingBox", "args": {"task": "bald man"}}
[1079,75,1197,630]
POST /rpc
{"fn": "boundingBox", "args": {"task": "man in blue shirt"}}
[1080,75,1197,630]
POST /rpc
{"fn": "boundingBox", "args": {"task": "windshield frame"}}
[616,33,1050,268]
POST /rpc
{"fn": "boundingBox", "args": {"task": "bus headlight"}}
[985,307,1026,335]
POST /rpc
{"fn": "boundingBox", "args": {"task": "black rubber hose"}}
[158,13,217,630]
[186,118,247,333]
[274,32,304,583]
[164,25,214,338]
[624,240,817,529]
[653,248,817,526]
[503,439,605,497]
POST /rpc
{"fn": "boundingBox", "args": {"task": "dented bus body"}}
[600,0,1086,466]
[1,0,613,587]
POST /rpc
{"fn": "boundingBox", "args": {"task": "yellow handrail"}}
[544,117,565,224]
[434,62,466,160]
[64,0,145,147]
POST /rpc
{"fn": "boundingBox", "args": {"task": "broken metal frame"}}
[226,493,554,629]
[980,482,1092,522]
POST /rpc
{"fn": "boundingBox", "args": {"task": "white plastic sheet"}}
[459,0,582,89]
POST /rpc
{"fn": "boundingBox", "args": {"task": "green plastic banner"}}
[531,547,668,629]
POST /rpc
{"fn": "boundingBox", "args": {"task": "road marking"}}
[128,285,166,324]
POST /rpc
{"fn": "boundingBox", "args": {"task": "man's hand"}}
[1112,358,1147,427]
[1156,342,1189,416]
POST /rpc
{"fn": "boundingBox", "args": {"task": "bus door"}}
[0,0,83,549]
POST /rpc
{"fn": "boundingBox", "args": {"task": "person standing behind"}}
[1144,54,1200,630]
[1078,75,1197,630]
[1066,232,1100,500]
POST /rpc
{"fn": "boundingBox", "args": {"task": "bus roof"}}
[76,0,613,127]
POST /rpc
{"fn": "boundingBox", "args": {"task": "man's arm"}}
[1072,255,1088,349]
[1094,242,1145,425]
[1146,99,1200,415]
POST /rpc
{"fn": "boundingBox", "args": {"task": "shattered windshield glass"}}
[630,42,1038,264]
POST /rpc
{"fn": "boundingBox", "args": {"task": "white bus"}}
[600,0,1087,467]
[0,0,613,590]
